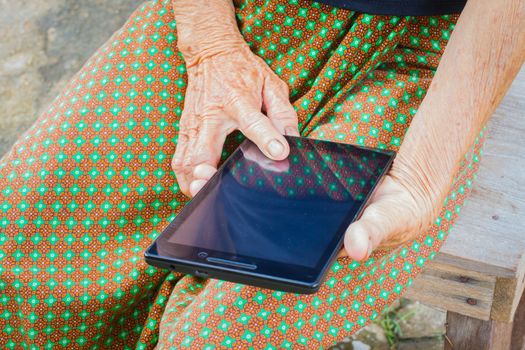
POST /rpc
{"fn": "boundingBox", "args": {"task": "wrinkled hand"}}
[340,0,525,261]
[342,143,445,261]
[172,46,299,197]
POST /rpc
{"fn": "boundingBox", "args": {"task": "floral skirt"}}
[0,0,482,348]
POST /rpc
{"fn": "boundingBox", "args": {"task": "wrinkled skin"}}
[173,0,525,261]
[171,46,299,197]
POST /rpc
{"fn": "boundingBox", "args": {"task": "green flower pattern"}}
[0,0,484,349]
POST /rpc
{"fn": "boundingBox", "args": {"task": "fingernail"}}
[268,139,284,157]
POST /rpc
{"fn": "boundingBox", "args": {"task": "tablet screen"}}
[161,136,394,269]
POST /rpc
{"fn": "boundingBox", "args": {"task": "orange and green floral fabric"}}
[0,0,482,348]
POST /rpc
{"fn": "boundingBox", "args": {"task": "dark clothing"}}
[315,0,467,16]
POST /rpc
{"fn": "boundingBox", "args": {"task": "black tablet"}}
[145,136,395,294]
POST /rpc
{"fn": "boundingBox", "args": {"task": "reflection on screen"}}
[167,137,392,268]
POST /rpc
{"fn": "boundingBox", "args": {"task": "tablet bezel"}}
[145,136,395,293]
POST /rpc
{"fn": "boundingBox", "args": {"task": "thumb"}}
[343,220,373,261]
[344,187,417,261]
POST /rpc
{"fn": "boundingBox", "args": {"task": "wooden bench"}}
[404,66,525,349]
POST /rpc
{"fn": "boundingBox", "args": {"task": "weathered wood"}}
[407,67,525,323]
[492,272,525,322]
[445,311,513,350]
[511,289,525,350]
[444,289,525,350]
[405,261,495,320]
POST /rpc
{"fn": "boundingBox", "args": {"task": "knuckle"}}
[178,119,195,135]
[364,203,401,235]
[192,163,213,179]
[177,131,189,142]
[181,104,196,119]
[200,103,223,115]
[266,74,289,95]
[178,119,189,131]
[171,158,182,172]
[200,113,223,125]
[277,79,289,94]
[224,94,244,110]
[184,125,199,138]
[242,114,266,133]
[364,204,388,223]
[272,107,298,121]
[172,161,187,181]
[182,154,194,169]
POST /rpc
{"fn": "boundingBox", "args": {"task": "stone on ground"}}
[397,300,446,339]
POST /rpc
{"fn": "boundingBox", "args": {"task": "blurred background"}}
[0,0,142,155]
[0,1,446,349]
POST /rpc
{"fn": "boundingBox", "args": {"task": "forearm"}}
[172,0,247,65]
[393,0,525,218]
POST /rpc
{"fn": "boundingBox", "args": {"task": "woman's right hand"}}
[172,45,299,197]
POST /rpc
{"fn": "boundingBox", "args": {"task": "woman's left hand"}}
[340,168,439,261]
[340,0,525,262]
[340,121,451,261]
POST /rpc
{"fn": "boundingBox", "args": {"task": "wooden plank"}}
[443,289,525,350]
[511,289,525,350]
[445,311,513,350]
[492,270,525,322]
[405,261,496,320]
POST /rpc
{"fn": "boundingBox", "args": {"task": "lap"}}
[0,0,473,348]
[0,1,185,348]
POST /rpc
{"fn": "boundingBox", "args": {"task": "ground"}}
[0,0,143,156]
[0,1,446,348]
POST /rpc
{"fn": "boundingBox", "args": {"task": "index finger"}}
[225,98,290,160]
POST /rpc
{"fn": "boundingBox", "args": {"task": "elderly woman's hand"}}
[172,0,299,197]
[342,0,524,261]
[172,46,299,197]
[342,153,444,261]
